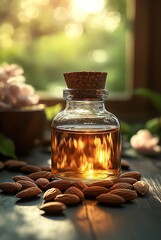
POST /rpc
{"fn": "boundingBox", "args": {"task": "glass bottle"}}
[51,72,121,182]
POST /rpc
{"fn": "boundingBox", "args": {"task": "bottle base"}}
[52,169,120,182]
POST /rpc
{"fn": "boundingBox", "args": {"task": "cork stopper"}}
[63,71,107,89]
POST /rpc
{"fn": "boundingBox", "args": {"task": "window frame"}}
[40,0,161,122]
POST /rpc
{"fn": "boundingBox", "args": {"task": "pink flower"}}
[0,63,39,108]
[130,129,161,155]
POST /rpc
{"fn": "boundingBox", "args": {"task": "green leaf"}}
[145,117,161,136]
[135,88,161,113]
[45,103,62,121]
[120,120,131,134]
[120,120,144,139]
[0,133,17,159]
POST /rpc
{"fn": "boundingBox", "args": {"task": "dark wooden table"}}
[0,147,161,240]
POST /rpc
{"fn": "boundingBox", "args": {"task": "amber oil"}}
[51,126,121,181]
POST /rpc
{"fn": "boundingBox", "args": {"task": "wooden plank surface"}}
[0,147,161,240]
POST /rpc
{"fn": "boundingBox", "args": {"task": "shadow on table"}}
[15,196,42,206]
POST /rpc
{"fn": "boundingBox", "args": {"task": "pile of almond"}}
[0,159,149,215]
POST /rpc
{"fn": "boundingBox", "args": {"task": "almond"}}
[133,181,149,196]
[20,165,41,173]
[17,180,37,189]
[71,181,88,190]
[83,186,109,198]
[89,180,113,188]
[16,187,42,198]
[47,180,72,191]
[0,161,5,170]
[115,177,137,185]
[0,182,22,193]
[36,178,50,190]
[96,193,125,204]
[41,166,51,171]
[111,182,132,190]
[65,186,84,201]
[120,171,141,180]
[109,189,137,201]
[4,159,18,167]
[28,171,53,180]
[121,159,130,170]
[55,194,80,205]
[8,161,27,170]
[12,175,35,183]
[39,201,66,214]
[43,188,62,201]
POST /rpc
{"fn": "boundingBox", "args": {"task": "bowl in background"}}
[0,104,46,154]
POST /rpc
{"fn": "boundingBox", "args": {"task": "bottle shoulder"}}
[52,109,120,129]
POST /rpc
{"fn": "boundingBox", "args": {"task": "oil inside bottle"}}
[51,126,121,181]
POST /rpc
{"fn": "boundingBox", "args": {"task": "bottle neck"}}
[63,89,108,100]
[63,89,108,113]
[65,100,106,113]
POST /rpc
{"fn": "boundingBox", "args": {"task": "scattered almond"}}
[0,182,22,193]
[89,180,113,188]
[115,177,137,185]
[121,171,141,180]
[1,160,149,212]
[121,159,130,170]
[28,171,53,180]
[133,181,149,196]
[16,187,42,198]
[83,186,109,198]
[0,161,5,170]
[65,186,84,201]
[71,181,88,190]
[97,193,125,205]
[17,180,37,189]
[12,175,35,183]
[55,194,80,205]
[43,188,62,201]
[41,166,51,171]
[109,189,137,201]
[47,180,72,191]
[36,178,50,190]
[111,182,133,190]
[4,160,18,167]
[39,201,66,214]
[20,165,41,173]
[8,161,27,170]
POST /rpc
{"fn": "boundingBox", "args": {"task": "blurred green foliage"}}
[122,88,161,139]
[135,88,161,113]
[45,103,62,121]
[0,133,16,159]
[0,0,132,96]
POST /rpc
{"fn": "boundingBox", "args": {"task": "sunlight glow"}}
[92,49,108,63]
[71,0,105,14]
[105,11,121,32]
[0,34,13,48]
[53,7,69,22]
[65,23,83,38]
[0,23,14,36]
[70,0,105,21]
[14,206,77,239]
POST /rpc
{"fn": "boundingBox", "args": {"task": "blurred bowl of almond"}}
[0,63,46,154]
[0,105,46,153]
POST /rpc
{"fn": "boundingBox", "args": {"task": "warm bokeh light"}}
[53,7,69,22]
[70,0,105,21]
[0,0,132,95]
[71,0,105,14]
[65,23,83,38]
[105,11,121,32]
[91,49,108,63]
